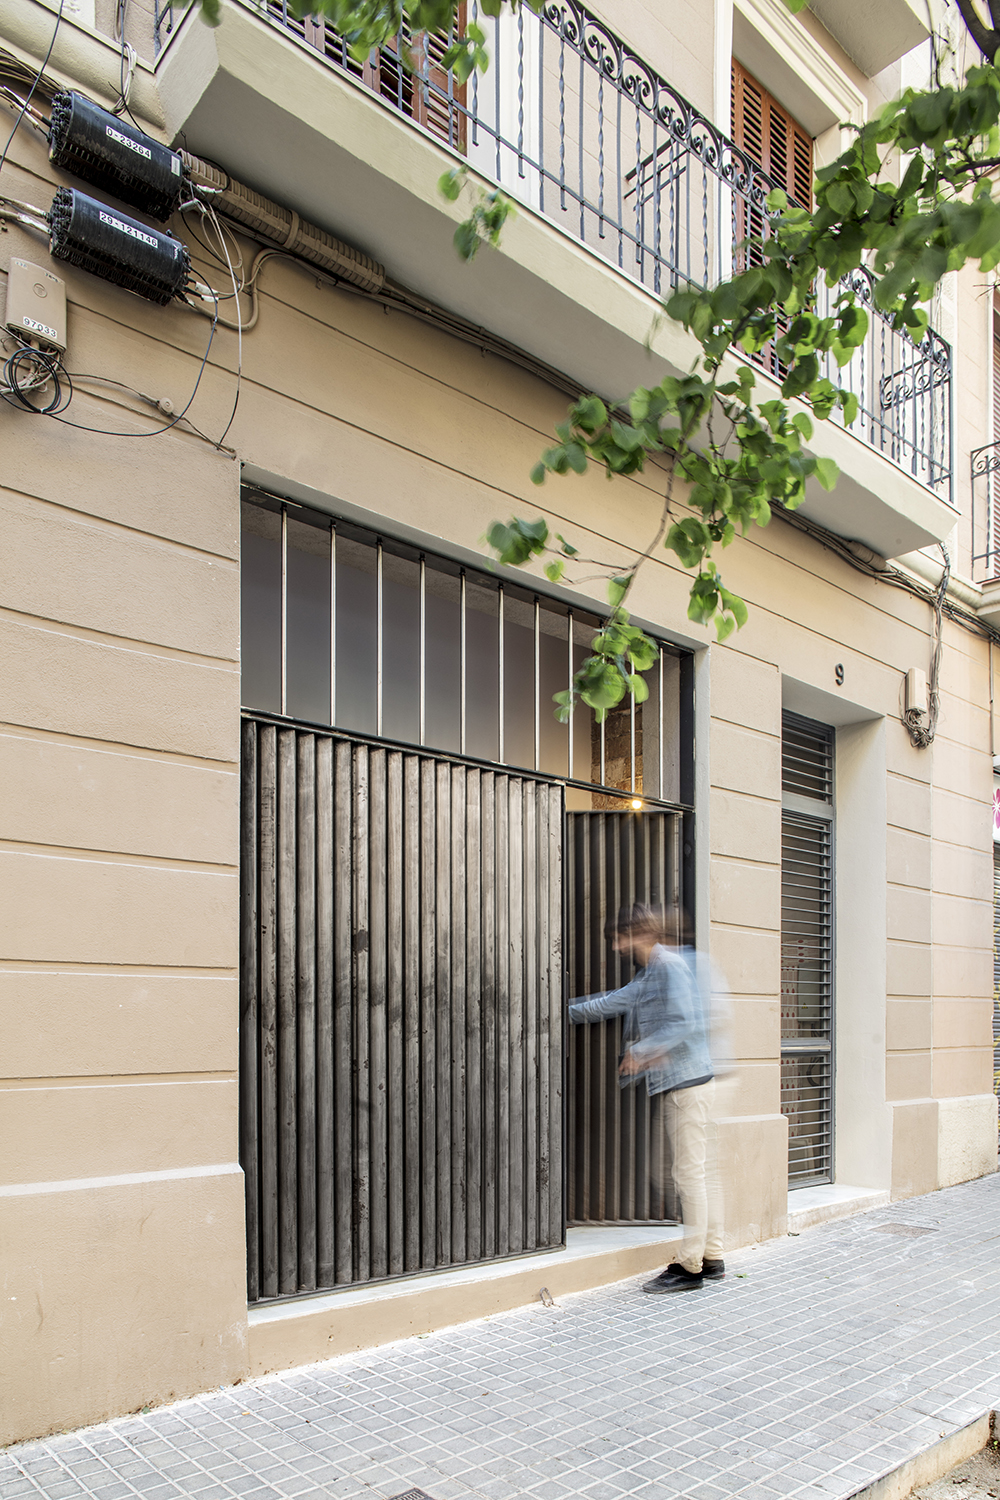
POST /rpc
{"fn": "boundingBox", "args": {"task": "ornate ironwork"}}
[159,0,954,498]
[972,440,1000,583]
[972,441,1000,479]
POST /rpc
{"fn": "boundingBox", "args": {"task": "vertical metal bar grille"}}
[565,809,682,1223]
[781,711,834,1186]
[241,713,565,1300]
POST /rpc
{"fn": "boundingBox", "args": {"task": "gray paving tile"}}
[7,1175,1000,1500]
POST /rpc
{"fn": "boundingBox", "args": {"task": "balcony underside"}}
[157,5,956,561]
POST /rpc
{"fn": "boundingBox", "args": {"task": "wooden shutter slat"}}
[731,58,813,209]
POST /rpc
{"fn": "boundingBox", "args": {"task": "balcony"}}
[971,442,1000,627]
[154,0,956,560]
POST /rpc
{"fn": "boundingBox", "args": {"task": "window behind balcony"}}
[731,62,813,379]
[265,0,467,150]
[731,60,812,209]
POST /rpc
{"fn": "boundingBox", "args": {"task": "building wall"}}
[0,417,248,1442]
[0,0,995,1448]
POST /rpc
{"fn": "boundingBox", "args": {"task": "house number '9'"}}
[835,664,845,686]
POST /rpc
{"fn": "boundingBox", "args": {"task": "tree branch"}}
[955,0,1000,61]
[615,456,679,613]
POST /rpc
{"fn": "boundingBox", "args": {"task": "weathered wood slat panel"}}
[449,766,467,1264]
[257,726,278,1299]
[296,733,317,1291]
[566,809,682,1225]
[276,729,298,1294]
[480,772,497,1261]
[315,738,335,1286]
[241,715,566,1300]
[402,754,421,1273]
[368,747,388,1282]
[239,721,260,1302]
[464,768,482,1264]
[386,751,405,1279]
[333,740,353,1284]
[352,745,371,1283]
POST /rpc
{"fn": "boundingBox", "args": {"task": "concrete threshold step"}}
[848,1411,994,1500]
[247,1223,682,1378]
[788,1182,890,1234]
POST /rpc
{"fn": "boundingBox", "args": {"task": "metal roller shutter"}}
[781,712,834,1186]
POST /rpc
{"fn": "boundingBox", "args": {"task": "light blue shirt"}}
[567,943,714,1096]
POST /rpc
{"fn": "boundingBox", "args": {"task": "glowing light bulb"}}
[630,798,642,810]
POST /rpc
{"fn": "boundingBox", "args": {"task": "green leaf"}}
[453,219,480,261]
[813,456,839,492]
[544,559,565,584]
[573,394,608,434]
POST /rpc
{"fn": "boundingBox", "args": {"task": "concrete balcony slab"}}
[151,2,958,561]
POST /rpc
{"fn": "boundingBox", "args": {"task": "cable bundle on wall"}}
[180,151,386,295]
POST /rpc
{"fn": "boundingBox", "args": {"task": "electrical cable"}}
[33,289,221,440]
[0,85,50,136]
[901,543,949,748]
[204,200,242,447]
[64,371,236,452]
[181,205,244,284]
[1,342,72,413]
[0,0,64,184]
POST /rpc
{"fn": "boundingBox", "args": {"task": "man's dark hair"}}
[606,903,666,942]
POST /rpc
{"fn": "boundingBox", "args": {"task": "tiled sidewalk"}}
[4,1174,1000,1500]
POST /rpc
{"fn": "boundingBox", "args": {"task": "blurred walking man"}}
[567,904,724,1293]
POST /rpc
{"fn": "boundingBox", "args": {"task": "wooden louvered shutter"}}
[293,5,467,152]
[731,60,813,208]
[413,13,467,149]
[993,317,1000,442]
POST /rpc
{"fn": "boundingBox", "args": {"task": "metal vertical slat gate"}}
[780,713,834,1186]
[565,810,682,1223]
[241,713,564,1301]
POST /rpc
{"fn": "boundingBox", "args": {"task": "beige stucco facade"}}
[0,0,996,1448]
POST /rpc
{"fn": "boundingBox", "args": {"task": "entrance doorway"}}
[566,809,684,1222]
[237,486,694,1299]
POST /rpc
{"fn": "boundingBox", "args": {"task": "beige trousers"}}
[660,1078,725,1273]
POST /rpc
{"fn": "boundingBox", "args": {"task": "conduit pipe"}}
[180,150,386,295]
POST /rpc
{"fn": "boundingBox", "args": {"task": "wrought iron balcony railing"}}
[971,441,1000,582]
[155,0,953,502]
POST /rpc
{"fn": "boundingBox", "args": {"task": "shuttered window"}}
[266,2,467,150]
[781,712,834,1186]
[730,62,812,379]
[731,60,813,208]
[993,317,1000,443]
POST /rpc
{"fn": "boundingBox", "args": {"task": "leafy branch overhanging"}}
[484,5,1000,721]
[187,0,1000,724]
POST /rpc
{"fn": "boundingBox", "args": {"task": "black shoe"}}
[642,1265,703,1293]
[663,1259,726,1280]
